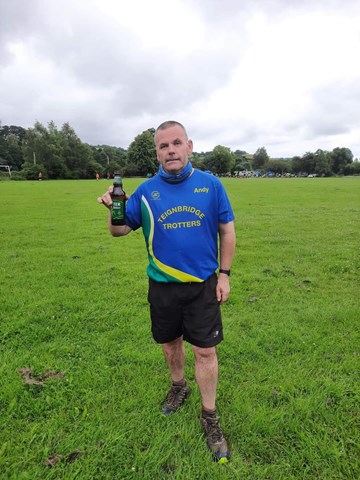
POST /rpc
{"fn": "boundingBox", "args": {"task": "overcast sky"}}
[1,0,360,159]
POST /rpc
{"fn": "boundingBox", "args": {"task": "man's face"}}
[155,125,193,175]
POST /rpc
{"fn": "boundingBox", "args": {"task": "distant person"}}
[98,121,235,463]
[96,172,100,181]
[38,171,43,181]
[107,172,111,180]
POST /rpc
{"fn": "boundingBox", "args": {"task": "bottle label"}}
[111,199,125,221]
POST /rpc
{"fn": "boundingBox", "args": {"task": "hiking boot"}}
[200,414,230,463]
[162,382,190,415]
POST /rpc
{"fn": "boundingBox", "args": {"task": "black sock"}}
[172,378,186,387]
[201,407,217,418]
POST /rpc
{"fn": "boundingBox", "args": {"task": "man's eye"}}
[160,145,167,149]
[174,140,181,145]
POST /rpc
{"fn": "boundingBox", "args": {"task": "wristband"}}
[219,269,231,276]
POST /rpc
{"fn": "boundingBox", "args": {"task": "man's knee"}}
[163,336,183,354]
[193,345,217,362]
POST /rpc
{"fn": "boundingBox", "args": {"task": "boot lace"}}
[203,416,224,444]
[165,384,187,409]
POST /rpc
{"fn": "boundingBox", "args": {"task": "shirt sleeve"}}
[125,189,142,230]
[216,180,235,224]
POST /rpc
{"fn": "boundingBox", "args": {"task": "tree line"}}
[0,121,359,179]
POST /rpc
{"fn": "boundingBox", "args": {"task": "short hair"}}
[154,120,188,144]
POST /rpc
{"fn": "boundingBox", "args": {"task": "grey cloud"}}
[10,2,239,120]
[185,0,360,24]
[190,120,262,154]
[304,78,360,138]
[0,0,43,65]
[185,0,253,23]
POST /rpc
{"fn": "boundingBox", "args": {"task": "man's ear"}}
[187,139,193,155]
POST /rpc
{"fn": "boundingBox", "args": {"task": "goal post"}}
[0,165,12,177]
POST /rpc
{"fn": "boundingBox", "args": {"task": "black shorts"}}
[147,273,223,348]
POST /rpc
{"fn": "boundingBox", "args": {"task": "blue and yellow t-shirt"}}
[126,169,234,283]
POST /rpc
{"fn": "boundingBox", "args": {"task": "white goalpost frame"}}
[0,165,12,177]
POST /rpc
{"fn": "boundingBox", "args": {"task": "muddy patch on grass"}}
[18,368,65,386]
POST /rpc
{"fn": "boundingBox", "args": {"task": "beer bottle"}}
[110,172,126,225]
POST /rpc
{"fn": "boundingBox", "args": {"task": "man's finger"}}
[97,194,112,207]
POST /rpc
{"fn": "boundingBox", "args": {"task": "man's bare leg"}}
[162,336,185,382]
[192,345,218,411]
[193,345,230,462]
[161,336,190,415]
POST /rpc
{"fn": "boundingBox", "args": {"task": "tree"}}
[60,122,92,178]
[22,121,69,179]
[0,125,26,170]
[291,150,332,176]
[253,147,269,170]
[299,152,316,175]
[191,152,208,171]
[291,155,302,174]
[314,149,332,177]
[126,129,157,176]
[92,145,127,175]
[21,120,100,179]
[207,145,235,174]
[20,162,47,180]
[266,159,291,175]
[344,160,360,176]
[233,150,251,172]
[330,147,353,174]
[87,157,104,178]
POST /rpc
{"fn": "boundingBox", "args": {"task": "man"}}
[98,121,235,463]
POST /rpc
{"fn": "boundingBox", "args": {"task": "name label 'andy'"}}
[194,187,209,193]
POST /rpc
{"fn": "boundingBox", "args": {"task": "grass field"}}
[0,177,359,479]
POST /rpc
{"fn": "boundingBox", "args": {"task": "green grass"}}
[0,177,359,479]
